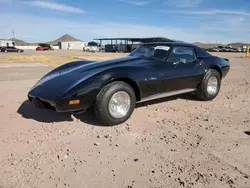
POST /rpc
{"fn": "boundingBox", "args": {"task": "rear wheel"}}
[195,69,221,101]
[94,81,136,126]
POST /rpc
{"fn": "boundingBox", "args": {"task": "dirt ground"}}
[0,50,127,66]
[0,51,249,188]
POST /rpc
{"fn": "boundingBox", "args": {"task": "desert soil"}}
[0,50,127,66]
[0,51,249,188]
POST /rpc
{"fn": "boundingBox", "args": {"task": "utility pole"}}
[12,29,15,46]
[12,29,15,39]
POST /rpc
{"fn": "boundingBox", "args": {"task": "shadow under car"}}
[17,93,200,126]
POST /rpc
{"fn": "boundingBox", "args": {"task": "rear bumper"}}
[28,94,92,113]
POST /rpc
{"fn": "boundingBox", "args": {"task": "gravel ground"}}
[0,52,249,188]
[0,50,127,66]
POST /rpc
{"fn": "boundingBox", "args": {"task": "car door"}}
[137,45,175,100]
[162,46,205,93]
[2,47,8,52]
[12,47,18,52]
[12,47,17,52]
[7,47,13,52]
[149,47,179,94]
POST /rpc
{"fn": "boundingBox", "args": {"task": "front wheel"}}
[195,69,221,101]
[94,81,136,126]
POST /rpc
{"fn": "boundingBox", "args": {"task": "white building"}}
[0,39,15,47]
[58,41,87,50]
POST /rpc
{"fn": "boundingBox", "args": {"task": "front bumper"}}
[28,94,92,113]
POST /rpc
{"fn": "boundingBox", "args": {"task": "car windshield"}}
[129,45,171,60]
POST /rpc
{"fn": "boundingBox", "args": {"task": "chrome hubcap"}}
[108,91,131,119]
[207,76,218,95]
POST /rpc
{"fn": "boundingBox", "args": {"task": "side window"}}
[152,46,171,61]
[167,46,196,63]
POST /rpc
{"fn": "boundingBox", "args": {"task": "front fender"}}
[63,66,142,105]
[44,60,96,78]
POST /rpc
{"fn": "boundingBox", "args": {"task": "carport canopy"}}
[93,37,176,45]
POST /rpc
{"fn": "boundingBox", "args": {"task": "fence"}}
[15,46,39,50]
[15,45,60,50]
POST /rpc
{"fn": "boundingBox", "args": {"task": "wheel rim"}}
[108,91,131,119]
[207,76,218,95]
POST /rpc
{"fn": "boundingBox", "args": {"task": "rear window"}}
[195,46,212,57]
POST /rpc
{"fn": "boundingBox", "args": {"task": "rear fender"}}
[211,65,222,78]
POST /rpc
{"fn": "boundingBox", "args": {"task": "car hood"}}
[28,55,141,100]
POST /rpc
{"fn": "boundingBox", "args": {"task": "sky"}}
[0,0,249,44]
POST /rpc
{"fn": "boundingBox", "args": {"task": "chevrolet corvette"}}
[28,42,230,125]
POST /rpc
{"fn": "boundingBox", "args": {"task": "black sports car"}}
[0,46,24,53]
[28,42,230,125]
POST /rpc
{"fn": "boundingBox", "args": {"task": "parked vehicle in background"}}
[207,48,220,52]
[28,42,230,126]
[206,45,246,53]
[217,46,225,52]
[83,41,101,52]
[242,46,247,53]
[38,43,53,50]
[230,48,239,52]
[237,48,242,52]
[36,46,48,51]
[99,46,105,52]
[0,46,23,53]
[83,46,100,52]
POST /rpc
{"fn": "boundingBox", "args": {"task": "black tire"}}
[94,81,136,126]
[195,69,221,101]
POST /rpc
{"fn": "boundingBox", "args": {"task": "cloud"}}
[199,15,250,33]
[209,10,250,16]
[0,13,249,44]
[163,0,203,8]
[0,0,13,3]
[156,9,250,16]
[24,1,85,13]
[117,0,149,6]
[155,8,250,40]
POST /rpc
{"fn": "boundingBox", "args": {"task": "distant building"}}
[93,37,175,53]
[0,39,15,47]
[58,41,87,50]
